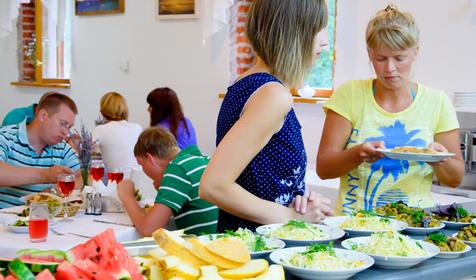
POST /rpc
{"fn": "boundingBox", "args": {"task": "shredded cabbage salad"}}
[289,243,364,270]
[353,231,428,257]
[340,212,396,231]
[271,220,328,240]
[213,228,277,252]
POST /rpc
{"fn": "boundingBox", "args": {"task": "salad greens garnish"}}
[286,219,308,229]
[302,242,336,258]
[253,235,267,252]
[457,207,469,218]
[427,232,447,244]
[416,242,423,249]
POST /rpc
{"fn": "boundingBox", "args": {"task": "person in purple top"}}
[146,87,197,149]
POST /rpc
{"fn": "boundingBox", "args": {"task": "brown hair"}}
[134,127,178,158]
[37,92,78,115]
[100,92,129,121]
[246,0,328,87]
[146,87,189,138]
[366,4,419,50]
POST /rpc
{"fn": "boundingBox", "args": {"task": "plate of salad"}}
[432,204,475,229]
[256,220,345,246]
[424,232,470,258]
[198,228,285,258]
[7,219,29,233]
[269,242,374,280]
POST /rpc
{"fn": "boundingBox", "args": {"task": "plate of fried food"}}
[19,192,82,218]
[424,232,471,258]
[432,203,475,229]
[453,224,476,248]
[377,146,454,162]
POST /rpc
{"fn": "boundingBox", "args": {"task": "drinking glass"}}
[108,167,124,185]
[29,202,48,242]
[90,160,105,183]
[57,173,75,223]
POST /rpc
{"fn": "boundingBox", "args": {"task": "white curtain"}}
[202,0,234,45]
[0,0,30,38]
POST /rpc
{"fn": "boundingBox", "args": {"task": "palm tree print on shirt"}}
[363,120,426,210]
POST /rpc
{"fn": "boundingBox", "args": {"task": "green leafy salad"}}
[210,228,278,252]
[270,220,328,240]
[289,243,364,270]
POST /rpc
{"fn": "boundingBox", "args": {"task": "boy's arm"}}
[117,180,172,237]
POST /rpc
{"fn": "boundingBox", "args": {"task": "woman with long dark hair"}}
[146,87,197,149]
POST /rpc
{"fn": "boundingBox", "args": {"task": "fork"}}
[50,228,90,238]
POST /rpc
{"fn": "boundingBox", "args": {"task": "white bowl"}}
[452,232,476,249]
[323,216,407,237]
[255,223,345,246]
[197,234,285,258]
[441,220,472,230]
[269,247,374,280]
[7,224,29,233]
[434,244,471,259]
[341,237,439,269]
[403,222,445,235]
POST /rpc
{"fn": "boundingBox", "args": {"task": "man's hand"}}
[117,179,136,202]
[42,165,74,183]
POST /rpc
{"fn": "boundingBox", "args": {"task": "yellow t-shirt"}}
[323,79,459,215]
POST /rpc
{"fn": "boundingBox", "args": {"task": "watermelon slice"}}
[16,249,65,263]
[7,259,35,280]
[67,229,143,280]
[35,269,55,280]
[4,275,17,280]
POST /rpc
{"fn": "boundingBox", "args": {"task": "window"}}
[12,0,72,88]
[230,0,337,99]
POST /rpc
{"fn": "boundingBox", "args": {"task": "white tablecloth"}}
[0,207,142,258]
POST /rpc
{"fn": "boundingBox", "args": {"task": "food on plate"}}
[424,233,467,252]
[135,228,284,279]
[390,146,439,154]
[289,242,364,270]
[19,192,82,218]
[340,211,395,231]
[397,210,441,228]
[269,220,328,240]
[205,228,280,253]
[352,231,429,257]
[11,220,29,227]
[456,224,476,242]
[432,203,475,222]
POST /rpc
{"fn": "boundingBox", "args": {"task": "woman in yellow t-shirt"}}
[316,5,464,215]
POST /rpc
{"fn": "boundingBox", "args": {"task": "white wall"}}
[0,0,475,168]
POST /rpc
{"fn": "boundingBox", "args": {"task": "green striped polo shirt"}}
[0,120,80,208]
[155,145,218,234]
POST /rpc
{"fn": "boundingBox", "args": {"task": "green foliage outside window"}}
[305,0,336,89]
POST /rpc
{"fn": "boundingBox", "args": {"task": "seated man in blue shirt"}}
[0,92,81,208]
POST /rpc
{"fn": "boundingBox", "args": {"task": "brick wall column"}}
[230,0,255,82]
[17,0,36,81]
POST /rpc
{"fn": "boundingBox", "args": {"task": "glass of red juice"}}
[57,173,75,223]
[90,160,105,183]
[29,202,48,242]
[108,168,124,185]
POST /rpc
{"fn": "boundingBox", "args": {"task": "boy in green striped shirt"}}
[117,127,218,236]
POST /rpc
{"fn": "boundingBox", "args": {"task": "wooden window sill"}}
[11,81,70,89]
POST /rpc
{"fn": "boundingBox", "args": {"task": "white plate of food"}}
[269,245,374,280]
[453,226,476,248]
[425,233,471,258]
[442,220,472,230]
[255,220,345,246]
[403,222,445,235]
[377,147,454,162]
[7,219,29,233]
[197,229,285,258]
[341,232,439,269]
[323,214,407,237]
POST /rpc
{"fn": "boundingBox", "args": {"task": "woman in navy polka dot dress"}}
[200,0,334,232]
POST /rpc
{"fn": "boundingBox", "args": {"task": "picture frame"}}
[157,0,200,20]
[75,0,125,16]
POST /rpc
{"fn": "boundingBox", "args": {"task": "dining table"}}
[0,206,142,258]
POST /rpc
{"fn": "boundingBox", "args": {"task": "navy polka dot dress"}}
[216,72,307,232]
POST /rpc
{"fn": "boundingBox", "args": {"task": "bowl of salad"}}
[453,224,476,248]
[341,231,439,269]
[7,219,29,233]
[256,220,345,246]
[269,243,374,280]
[323,211,407,237]
[198,228,285,258]
[432,204,475,229]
